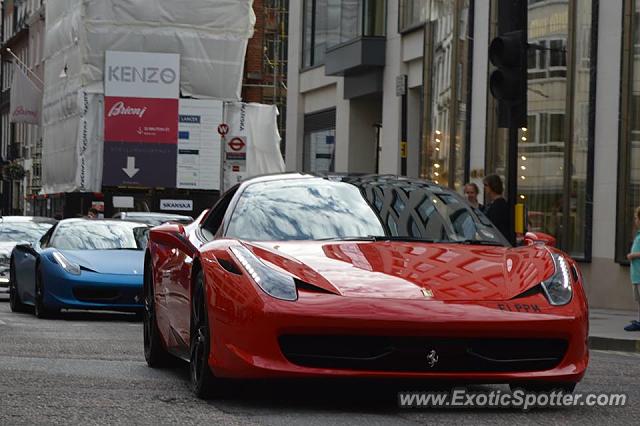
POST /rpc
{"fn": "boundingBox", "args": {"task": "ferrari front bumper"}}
[209,292,588,385]
[42,266,143,312]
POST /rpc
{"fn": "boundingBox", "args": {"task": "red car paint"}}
[145,174,588,387]
[147,226,587,385]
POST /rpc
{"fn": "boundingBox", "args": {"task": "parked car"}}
[143,173,588,399]
[0,216,57,294]
[9,219,148,317]
[112,212,194,227]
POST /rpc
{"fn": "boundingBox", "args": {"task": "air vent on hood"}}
[216,257,242,275]
[510,285,543,300]
[294,278,336,295]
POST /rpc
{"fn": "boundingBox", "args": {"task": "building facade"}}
[0,0,44,216]
[1,0,289,219]
[242,0,289,151]
[286,0,640,310]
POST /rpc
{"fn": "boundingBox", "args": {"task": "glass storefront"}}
[618,0,640,262]
[303,109,337,173]
[486,0,596,260]
[305,129,336,173]
[421,0,472,191]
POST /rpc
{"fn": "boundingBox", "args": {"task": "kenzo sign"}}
[107,66,177,85]
[104,51,180,99]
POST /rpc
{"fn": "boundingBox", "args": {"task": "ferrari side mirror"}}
[523,231,556,247]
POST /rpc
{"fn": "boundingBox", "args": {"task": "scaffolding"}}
[250,0,288,151]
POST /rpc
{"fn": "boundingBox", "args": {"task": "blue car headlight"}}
[230,245,297,301]
[52,251,81,275]
[541,252,573,306]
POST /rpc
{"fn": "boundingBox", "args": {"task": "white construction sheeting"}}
[223,103,285,191]
[42,0,255,194]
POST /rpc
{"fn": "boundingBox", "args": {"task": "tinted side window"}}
[201,186,239,239]
[40,226,56,248]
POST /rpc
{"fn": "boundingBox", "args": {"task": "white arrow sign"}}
[122,156,140,178]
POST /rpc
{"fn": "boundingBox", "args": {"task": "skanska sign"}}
[160,199,193,211]
[105,51,180,99]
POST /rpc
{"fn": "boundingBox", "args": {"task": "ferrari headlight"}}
[52,251,81,275]
[230,245,297,301]
[540,252,573,306]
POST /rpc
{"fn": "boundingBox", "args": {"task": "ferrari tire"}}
[9,259,28,313]
[34,266,56,319]
[509,382,577,394]
[143,261,174,368]
[190,270,217,399]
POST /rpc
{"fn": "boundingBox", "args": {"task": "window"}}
[303,109,336,173]
[304,0,386,68]
[618,0,640,262]
[2,60,13,91]
[202,185,239,239]
[422,0,472,190]
[302,0,329,68]
[548,114,566,145]
[225,178,506,244]
[399,0,430,32]
[528,38,567,79]
[226,180,386,241]
[51,221,148,251]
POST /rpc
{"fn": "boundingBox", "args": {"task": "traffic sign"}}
[228,137,246,152]
[217,123,229,136]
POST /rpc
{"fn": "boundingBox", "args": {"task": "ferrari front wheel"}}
[34,267,55,319]
[190,269,217,399]
[9,259,28,313]
[143,260,174,368]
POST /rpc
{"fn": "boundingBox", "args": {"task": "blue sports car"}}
[9,218,148,318]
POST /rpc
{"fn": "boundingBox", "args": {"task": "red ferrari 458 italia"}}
[143,174,588,398]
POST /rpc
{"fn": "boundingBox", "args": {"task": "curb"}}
[589,336,640,353]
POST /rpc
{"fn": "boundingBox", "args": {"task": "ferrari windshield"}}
[50,221,149,250]
[226,178,508,246]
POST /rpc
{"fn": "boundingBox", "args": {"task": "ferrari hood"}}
[245,241,555,301]
[60,250,145,275]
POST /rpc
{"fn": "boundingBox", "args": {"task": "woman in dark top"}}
[483,174,515,245]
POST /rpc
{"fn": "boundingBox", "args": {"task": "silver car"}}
[0,216,57,293]
[112,212,193,227]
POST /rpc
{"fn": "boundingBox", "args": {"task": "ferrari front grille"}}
[72,287,121,303]
[278,335,568,373]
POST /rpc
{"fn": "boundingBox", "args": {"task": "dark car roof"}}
[0,216,58,224]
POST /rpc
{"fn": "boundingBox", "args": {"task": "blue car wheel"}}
[9,259,28,313]
[34,264,57,319]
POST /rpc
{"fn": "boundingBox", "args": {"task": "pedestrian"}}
[463,182,483,210]
[482,174,515,244]
[624,206,640,331]
[87,207,99,219]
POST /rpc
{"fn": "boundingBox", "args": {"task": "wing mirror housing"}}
[149,223,195,256]
[523,231,556,247]
[15,242,37,255]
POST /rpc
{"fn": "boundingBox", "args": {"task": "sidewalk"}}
[589,308,640,353]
